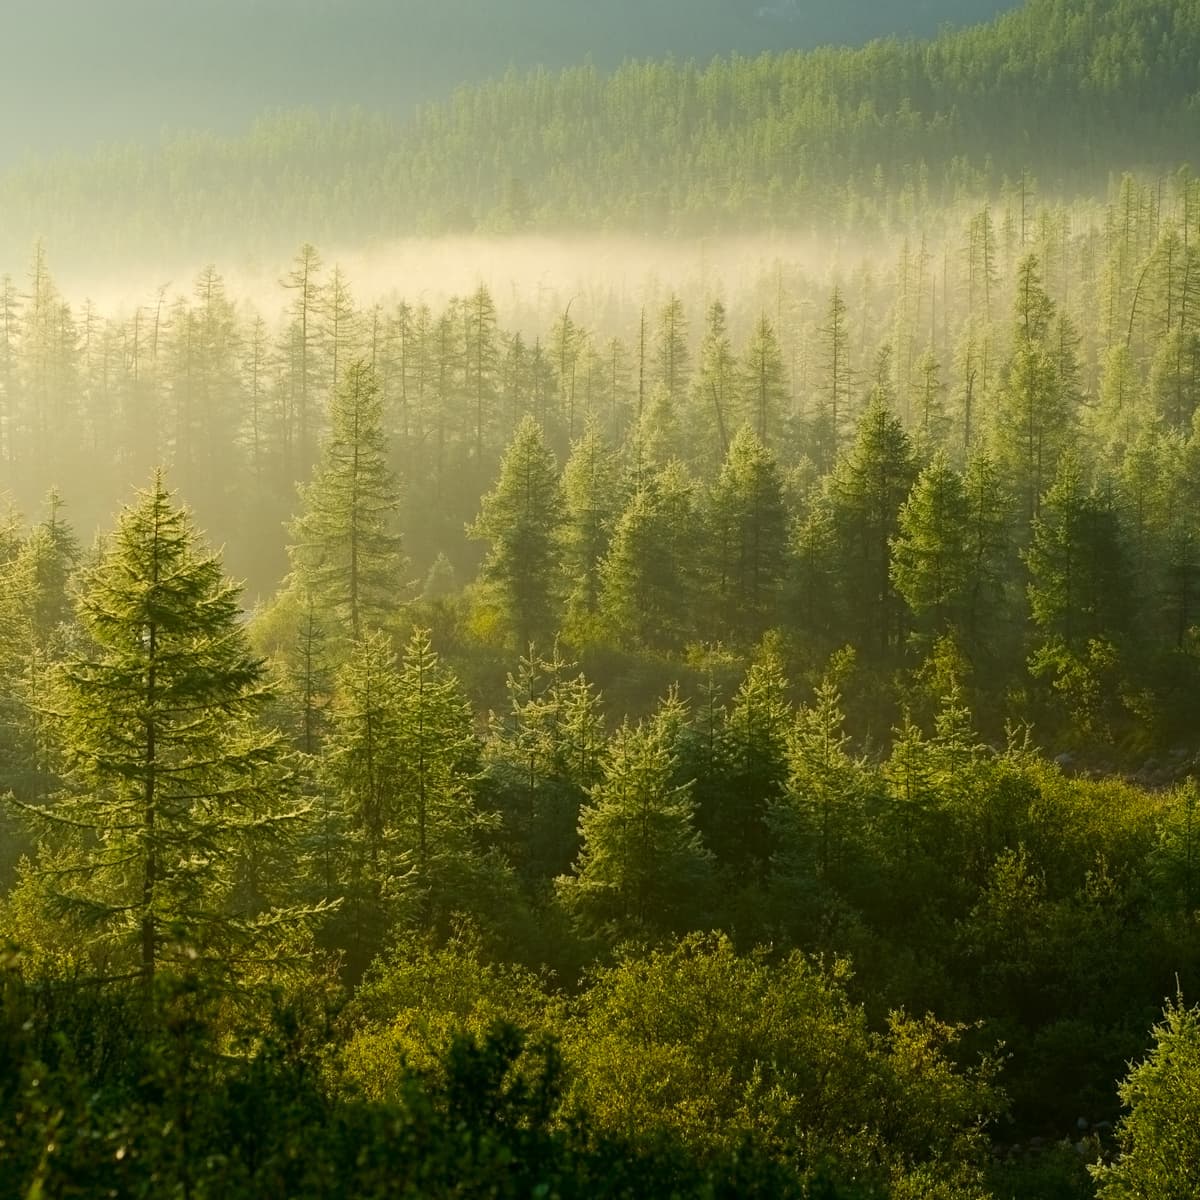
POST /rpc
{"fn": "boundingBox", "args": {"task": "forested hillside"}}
[4,0,1200,1196]
[4,158,1200,1194]
[1,0,1194,268]
[1,0,1016,166]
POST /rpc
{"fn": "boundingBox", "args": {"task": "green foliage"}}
[557,702,712,938]
[702,427,789,645]
[600,463,698,650]
[288,360,405,640]
[11,474,314,986]
[470,415,565,649]
[4,1,1198,259]
[564,934,1000,1197]
[1092,997,1200,1199]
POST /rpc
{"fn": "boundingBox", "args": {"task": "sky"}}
[0,0,1019,165]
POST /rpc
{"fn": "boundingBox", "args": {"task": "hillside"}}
[1,0,1016,165]
[0,0,1196,268]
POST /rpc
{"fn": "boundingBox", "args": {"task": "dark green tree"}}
[469,415,565,649]
[702,427,789,645]
[557,702,712,937]
[13,474,312,987]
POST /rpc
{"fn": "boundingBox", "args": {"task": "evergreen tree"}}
[770,665,864,889]
[463,284,500,462]
[600,462,697,650]
[891,451,971,638]
[811,286,853,471]
[560,421,620,639]
[484,647,604,887]
[13,474,312,986]
[469,415,564,649]
[739,315,789,450]
[689,300,736,471]
[280,243,324,475]
[702,427,789,645]
[1026,453,1129,653]
[989,255,1073,525]
[288,360,404,640]
[830,394,918,658]
[557,703,711,937]
[651,295,690,410]
[715,639,793,872]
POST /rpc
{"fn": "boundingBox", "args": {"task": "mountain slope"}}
[1,0,1017,164]
[1,0,1195,269]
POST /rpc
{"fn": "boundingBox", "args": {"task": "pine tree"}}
[484,646,604,886]
[322,628,499,959]
[990,255,1073,525]
[463,284,500,462]
[812,286,853,471]
[739,315,789,450]
[13,474,313,986]
[770,666,864,887]
[557,704,711,937]
[469,415,565,649]
[1026,453,1129,653]
[288,360,404,640]
[280,243,324,475]
[960,451,1015,653]
[689,300,736,470]
[651,295,691,410]
[830,394,918,658]
[715,639,793,871]
[561,421,620,638]
[891,451,971,637]
[702,427,789,644]
[600,462,697,650]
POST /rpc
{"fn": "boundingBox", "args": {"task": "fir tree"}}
[739,315,789,450]
[13,474,313,986]
[702,427,789,645]
[469,415,565,649]
[561,421,620,639]
[830,394,918,658]
[288,360,405,640]
[558,704,711,937]
[600,462,697,650]
[891,451,971,637]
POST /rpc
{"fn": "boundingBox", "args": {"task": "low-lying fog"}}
[51,232,900,333]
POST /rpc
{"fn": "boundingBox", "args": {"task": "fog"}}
[55,230,908,335]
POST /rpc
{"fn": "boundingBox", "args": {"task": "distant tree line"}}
[0,0,1197,264]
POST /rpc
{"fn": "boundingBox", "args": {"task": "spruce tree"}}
[891,451,971,638]
[561,421,620,639]
[1026,453,1128,653]
[288,360,404,640]
[689,300,736,470]
[600,462,698,650]
[702,427,789,645]
[989,255,1073,525]
[557,705,711,937]
[469,415,565,649]
[13,474,313,986]
[830,394,918,658]
[716,639,793,871]
[739,315,789,450]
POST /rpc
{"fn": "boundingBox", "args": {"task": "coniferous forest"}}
[4,2,1200,1197]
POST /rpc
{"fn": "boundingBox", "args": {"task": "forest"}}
[0,0,1017,167]
[0,0,1193,268]
[4,0,1200,1197]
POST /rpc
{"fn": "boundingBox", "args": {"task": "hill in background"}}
[1,0,1195,272]
[2,0,1016,164]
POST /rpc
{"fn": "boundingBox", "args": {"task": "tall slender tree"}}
[13,474,313,986]
[288,361,405,640]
